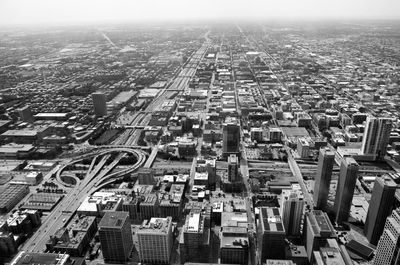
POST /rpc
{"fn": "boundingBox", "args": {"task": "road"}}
[240,148,258,265]
[21,28,213,254]
[22,147,146,253]
[284,146,313,206]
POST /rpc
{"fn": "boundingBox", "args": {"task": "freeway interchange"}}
[20,35,212,254]
[22,146,147,253]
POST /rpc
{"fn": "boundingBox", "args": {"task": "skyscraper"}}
[137,217,173,264]
[228,154,239,182]
[334,157,359,224]
[373,210,400,265]
[303,210,336,260]
[281,190,304,237]
[180,211,209,263]
[258,207,286,262]
[92,92,107,117]
[98,211,133,263]
[222,117,240,156]
[313,148,335,211]
[364,176,397,245]
[361,116,393,160]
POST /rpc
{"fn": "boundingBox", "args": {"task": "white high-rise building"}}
[137,217,173,264]
[280,190,304,236]
[361,116,392,160]
[374,210,400,265]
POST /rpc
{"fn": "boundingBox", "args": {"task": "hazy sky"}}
[0,0,399,26]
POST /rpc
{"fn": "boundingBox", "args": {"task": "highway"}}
[284,146,314,206]
[111,38,211,148]
[22,147,146,253]
[240,149,258,265]
[22,30,212,254]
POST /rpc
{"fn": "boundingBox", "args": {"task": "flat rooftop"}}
[221,212,248,228]
[0,143,35,153]
[260,207,285,233]
[309,210,335,237]
[34,113,68,118]
[9,251,72,265]
[138,217,172,234]
[98,211,128,228]
[2,130,38,137]
[194,172,208,180]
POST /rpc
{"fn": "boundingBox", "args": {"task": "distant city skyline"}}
[0,0,400,26]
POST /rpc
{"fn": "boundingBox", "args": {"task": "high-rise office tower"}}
[361,116,393,160]
[364,176,397,245]
[228,154,239,182]
[98,211,133,263]
[374,210,400,265]
[334,157,359,224]
[304,210,336,260]
[180,211,209,263]
[258,207,286,262]
[92,92,107,117]
[314,148,335,211]
[281,190,304,237]
[222,117,240,156]
[137,217,173,264]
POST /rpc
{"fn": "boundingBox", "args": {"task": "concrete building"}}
[137,217,173,264]
[18,106,33,122]
[314,148,335,211]
[46,215,97,257]
[159,184,184,221]
[334,158,359,224]
[0,143,35,159]
[250,127,264,142]
[281,190,304,237]
[361,116,393,160]
[9,251,85,265]
[137,168,156,185]
[220,212,249,265]
[194,172,209,187]
[297,137,310,158]
[196,157,216,187]
[374,209,400,265]
[304,210,336,260]
[364,176,397,245]
[228,154,239,182]
[92,92,107,117]
[285,245,308,265]
[180,211,210,263]
[98,212,133,263]
[140,193,160,221]
[77,192,123,217]
[0,184,29,213]
[258,207,286,262]
[222,117,240,157]
[269,128,282,143]
[0,231,17,257]
[313,246,346,265]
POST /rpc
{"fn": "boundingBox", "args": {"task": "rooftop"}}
[2,130,38,137]
[9,251,74,265]
[98,211,128,228]
[260,207,285,233]
[138,217,172,234]
[308,210,336,237]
